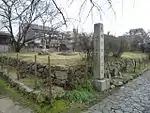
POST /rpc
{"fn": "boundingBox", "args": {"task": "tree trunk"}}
[15,46,22,52]
[12,42,22,52]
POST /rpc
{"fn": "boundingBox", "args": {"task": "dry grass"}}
[0,52,84,66]
[121,52,148,59]
[1,52,147,66]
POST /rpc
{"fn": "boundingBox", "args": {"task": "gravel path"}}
[83,70,150,113]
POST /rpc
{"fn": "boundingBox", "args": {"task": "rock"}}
[108,52,114,57]
[105,70,111,78]
[52,86,65,99]
[19,71,26,78]
[112,79,123,87]
[122,74,134,83]
[19,84,33,93]
[115,110,123,113]
[123,107,133,112]
[54,71,68,86]
[92,111,102,113]
[118,72,122,76]
[55,71,67,80]
[53,79,66,87]
[74,71,85,78]
[118,81,123,86]
[38,67,44,73]
[111,85,115,89]
[102,107,110,113]
[38,51,49,55]
[10,79,18,87]
[112,104,120,110]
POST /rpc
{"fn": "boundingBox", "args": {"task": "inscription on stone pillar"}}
[94,23,104,79]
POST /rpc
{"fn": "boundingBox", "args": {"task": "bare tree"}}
[39,1,66,52]
[68,0,114,21]
[0,0,66,52]
[0,0,48,52]
[0,0,113,52]
[39,1,58,53]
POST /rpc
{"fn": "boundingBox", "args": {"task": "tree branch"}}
[51,0,67,25]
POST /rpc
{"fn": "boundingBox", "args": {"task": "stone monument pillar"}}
[93,23,110,91]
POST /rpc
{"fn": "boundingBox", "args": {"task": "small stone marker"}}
[93,23,110,91]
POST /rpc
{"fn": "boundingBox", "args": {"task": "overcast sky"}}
[1,0,150,36]
[56,0,150,36]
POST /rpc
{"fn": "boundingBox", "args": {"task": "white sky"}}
[56,0,150,36]
[1,0,150,37]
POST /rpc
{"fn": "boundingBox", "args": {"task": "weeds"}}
[65,79,95,102]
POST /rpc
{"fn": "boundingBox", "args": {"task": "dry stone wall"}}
[0,56,149,88]
[104,57,149,78]
[0,56,85,88]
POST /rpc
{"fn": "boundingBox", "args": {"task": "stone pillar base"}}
[94,79,110,91]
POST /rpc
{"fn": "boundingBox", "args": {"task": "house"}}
[21,24,75,51]
[0,31,11,52]
[22,24,53,46]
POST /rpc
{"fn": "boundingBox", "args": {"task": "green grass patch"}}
[36,100,69,113]
[65,88,94,102]
[19,77,44,89]
[64,80,96,102]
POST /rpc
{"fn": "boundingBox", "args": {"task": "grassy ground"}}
[0,52,84,66]
[0,75,87,113]
[0,52,148,66]
[121,52,148,59]
[3,66,43,89]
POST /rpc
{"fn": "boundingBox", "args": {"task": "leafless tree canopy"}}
[0,0,66,52]
[0,0,113,52]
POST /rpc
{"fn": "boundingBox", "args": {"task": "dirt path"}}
[0,97,33,113]
[83,70,150,113]
[0,82,33,113]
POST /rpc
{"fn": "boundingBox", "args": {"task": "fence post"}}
[142,58,144,69]
[134,60,136,73]
[138,59,141,70]
[16,53,19,80]
[48,55,52,104]
[34,55,37,89]
[1,56,3,70]
[85,53,88,80]
[144,58,146,68]
[125,59,127,72]
[145,60,148,69]
[6,52,9,76]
